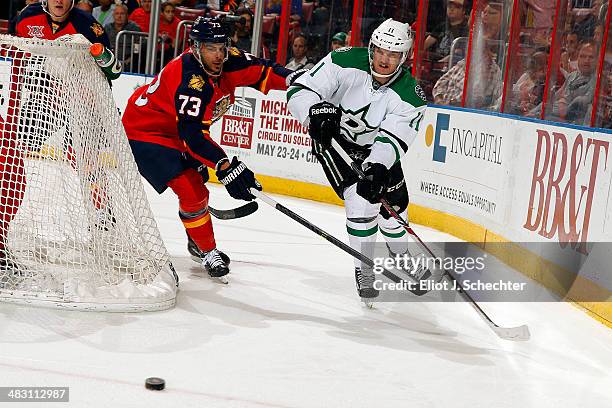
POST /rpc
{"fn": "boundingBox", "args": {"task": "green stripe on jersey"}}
[380,128,408,153]
[330,47,370,72]
[374,136,401,163]
[380,228,407,238]
[287,86,302,100]
[389,72,427,107]
[347,225,378,237]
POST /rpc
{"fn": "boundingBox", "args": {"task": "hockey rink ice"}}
[1,183,611,408]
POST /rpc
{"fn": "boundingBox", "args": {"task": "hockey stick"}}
[250,189,428,296]
[331,139,530,341]
[208,202,259,220]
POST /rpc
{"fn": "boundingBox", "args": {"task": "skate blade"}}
[361,299,375,308]
[190,255,203,264]
[210,275,229,284]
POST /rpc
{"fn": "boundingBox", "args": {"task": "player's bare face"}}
[371,46,402,82]
[201,43,226,76]
[48,0,73,21]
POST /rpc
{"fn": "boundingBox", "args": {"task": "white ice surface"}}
[1,183,611,408]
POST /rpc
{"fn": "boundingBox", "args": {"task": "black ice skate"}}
[187,235,230,266]
[355,267,379,307]
[0,250,28,289]
[92,207,117,232]
[201,248,230,283]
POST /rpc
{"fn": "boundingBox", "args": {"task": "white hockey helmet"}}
[368,19,413,78]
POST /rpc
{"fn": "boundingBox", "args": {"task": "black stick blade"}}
[209,202,259,220]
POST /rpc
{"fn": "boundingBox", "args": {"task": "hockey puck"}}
[145,377,166,391]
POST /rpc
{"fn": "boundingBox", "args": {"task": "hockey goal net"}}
[0,34,177,311]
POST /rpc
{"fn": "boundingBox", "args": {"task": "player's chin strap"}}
[41,0,75,20]
[191,40,230,78]
[329,137,531,341]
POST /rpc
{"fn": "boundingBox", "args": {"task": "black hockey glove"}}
[216,157,262,201]
[182,152,210,183]
[356,162,389,204]
[308,102,341,155]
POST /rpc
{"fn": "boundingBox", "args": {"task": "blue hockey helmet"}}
[189,16,229,45]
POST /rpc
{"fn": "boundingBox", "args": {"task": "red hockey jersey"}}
[14,3,110,48]
[122,48,291,168]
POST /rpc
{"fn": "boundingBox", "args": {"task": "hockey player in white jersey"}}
[287,19,428,301]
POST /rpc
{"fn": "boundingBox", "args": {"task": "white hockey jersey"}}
[286,47,427,168]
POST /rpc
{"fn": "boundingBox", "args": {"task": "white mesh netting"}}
[0,34,177,311]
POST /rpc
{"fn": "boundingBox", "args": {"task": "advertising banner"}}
[511,122,612,247]
[209,88,328,185]
[405,107,512,227]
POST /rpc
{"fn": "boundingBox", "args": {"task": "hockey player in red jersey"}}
[122,16,291,279]
[1,0,114,273]
[13,0,111,48]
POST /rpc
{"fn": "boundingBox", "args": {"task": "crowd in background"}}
[2,0,610,128]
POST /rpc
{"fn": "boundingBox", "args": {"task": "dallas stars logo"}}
[339,104,377,142]
[27,26,44,38]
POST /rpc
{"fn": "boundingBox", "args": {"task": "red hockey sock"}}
[0,142,26,252]
[167,168,216,252]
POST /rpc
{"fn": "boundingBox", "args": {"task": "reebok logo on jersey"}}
[311,106,337,115]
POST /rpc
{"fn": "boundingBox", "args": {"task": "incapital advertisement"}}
[404,108,511,226]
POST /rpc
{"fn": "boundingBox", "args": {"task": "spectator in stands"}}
[116,0,142,13]
[105,3,142,69]
[519,83,545,117]
[561,31,579,74]
[330,32,347,51]
[553,40,598,124]
[234,7,254,51]
[159,1,180,46]
[432,33,502,109]
[481,1,502,40]
[423,0,469,62]
[130,0,152,32]
[75,0,93,13]
[513,51,547,99]
[511,51,547,116]
[570,0,601,41]
[593,22,604,44]
[93,0,116,27]
[285,33,315,70]
[158,1,180,64]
